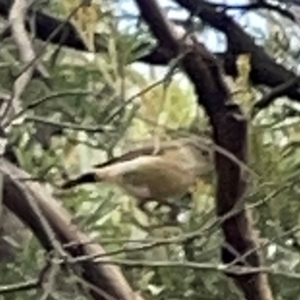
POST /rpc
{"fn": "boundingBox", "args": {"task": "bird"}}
[60,137,214,222]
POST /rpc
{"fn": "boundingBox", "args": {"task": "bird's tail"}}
[60,172,98,189]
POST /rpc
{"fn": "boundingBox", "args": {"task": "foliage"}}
[1,1,300,300]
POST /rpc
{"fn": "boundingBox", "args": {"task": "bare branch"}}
[50,256,300,282]
[24,116,114,134]
[212,1,295,21]
[0,0,298,111]
[0,158,144,300]
[134,0,274,299]
[252,76,300,115]
[7,90,95,126]
[174,0,300,106]
[0,262,50,295]
[1,0,49,126]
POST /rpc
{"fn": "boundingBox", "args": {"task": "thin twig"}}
[0,262,51,295]
[252,76,300,116]
[6,90,96,126]
[53,256,297,278]
[2,0,48,126]
[2,1,88,128]
[24,116,114,133]
[105,77,166,123]
[213,2,295,21]
[13,2,86,84]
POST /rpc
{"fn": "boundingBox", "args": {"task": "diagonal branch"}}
[252,76,300,114]
[173,0,300,105]
[0,0,88,51]
[212,1,295,21]
[1,0,49,126]
[0,158,145,300]
[134,0,274,299]
[0,0,298,110]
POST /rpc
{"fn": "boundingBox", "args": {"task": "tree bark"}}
[0,159,145,300]
[134,0,275,299]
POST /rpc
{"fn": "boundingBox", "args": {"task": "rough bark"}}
[134,0,274,299]
[0,0,298,109]
[0,129,143,299]
[0,158,144,300]
[174,0,300,105]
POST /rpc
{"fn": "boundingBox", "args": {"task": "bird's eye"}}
[201,149,210,158]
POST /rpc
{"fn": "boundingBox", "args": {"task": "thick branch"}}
[1,0,49,127]
[253,76,300,114]
[0,0,298,110]
[139,0,300,107]
[0,159,144,300]
[134,0,274,299]
[173,0,300,105]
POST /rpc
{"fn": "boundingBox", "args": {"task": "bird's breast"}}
[120,159,195,200]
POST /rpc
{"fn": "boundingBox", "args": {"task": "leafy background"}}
[1,0,300,299]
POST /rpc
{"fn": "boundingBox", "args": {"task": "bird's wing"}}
[92,140,179,168]
[61,154,164,190]
[60,137,211,190]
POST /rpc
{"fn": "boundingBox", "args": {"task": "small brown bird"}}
[61,137,213,221]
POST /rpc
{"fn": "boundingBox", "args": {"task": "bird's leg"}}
[137,198,178,224]
[152,135,161,155]
[152,199,181,225]
[155,193,194,225]
[138,198,184,225]
[168,203,181,224]
[137,198,155,218]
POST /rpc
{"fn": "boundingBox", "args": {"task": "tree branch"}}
[0,0,297,110]
[0,159,145,300]
[0,262,50,295]
[137,0,300,108]
[0,0,88,51]
[1,0,49,127]
[134,0,274,299]
[173,0,300,105]
[252,76,300,115]
[212,1,295,21]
